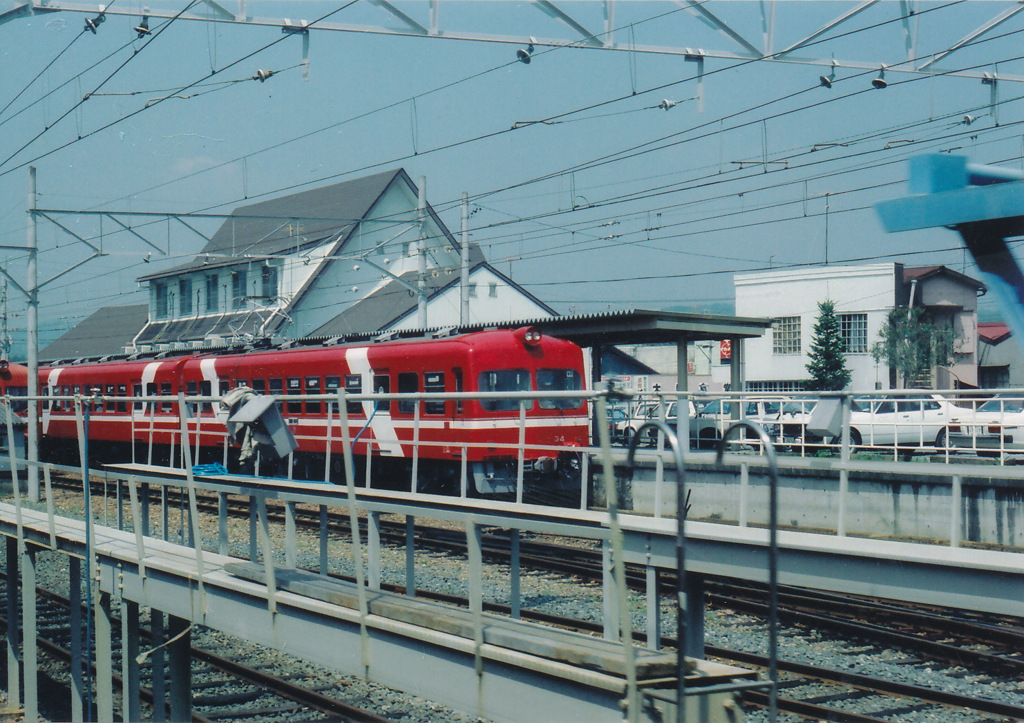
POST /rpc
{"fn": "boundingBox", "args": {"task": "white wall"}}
[734,264,897,391]
[390,266,554,331]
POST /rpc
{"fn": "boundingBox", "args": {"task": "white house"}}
[734,263,984,392]
[42,169,557,360]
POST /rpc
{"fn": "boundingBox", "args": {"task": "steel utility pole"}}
[461,192,470,326]
[417,176,427,329]
[26,167,39,501]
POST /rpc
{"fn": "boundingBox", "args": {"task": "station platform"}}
[0,500,758,723]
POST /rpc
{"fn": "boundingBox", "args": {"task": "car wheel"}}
[831,428,862,449]
[935,428,947,449]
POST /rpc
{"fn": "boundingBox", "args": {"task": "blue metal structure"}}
[875,154,1024,353]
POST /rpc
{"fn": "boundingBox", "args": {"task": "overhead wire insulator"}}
[252,69,275,83]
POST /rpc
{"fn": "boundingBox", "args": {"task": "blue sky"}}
[2,1,1024,359]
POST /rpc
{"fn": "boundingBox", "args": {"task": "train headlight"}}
[516,327,542,347]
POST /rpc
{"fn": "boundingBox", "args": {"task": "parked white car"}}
[798,394,971,450]
[613,399,717,449]
[946,395,1024,455]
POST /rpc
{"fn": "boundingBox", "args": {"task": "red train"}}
[28,327,589,495]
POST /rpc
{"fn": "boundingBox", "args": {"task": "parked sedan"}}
[802,394,970,450]
[946,395,1024,455]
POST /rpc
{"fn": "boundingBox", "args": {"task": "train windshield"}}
[479,369,531,411]
[5,386,26,413]
[537,369,583,410]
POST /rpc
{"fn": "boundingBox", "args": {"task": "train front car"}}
[451,327,588,497]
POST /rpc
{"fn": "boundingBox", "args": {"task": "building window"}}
[261,264,278,300]
[488,282,498,298]
[231,269,247,310]
[154,282,168,318]
[772,316,801,355]
[179,278,193,315]
[468,283,477,298]
[206,275,219,313]
[746,380,804,393]
[839,313,868,353]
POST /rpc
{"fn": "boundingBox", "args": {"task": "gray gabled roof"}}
[307,246,560,338]
[41,304,150,361]
[138,168,406,282]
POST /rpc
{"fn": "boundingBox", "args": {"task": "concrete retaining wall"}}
[596,455,1024,548]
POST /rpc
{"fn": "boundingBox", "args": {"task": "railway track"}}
[43,473,1024,721]
[2,584,397,723]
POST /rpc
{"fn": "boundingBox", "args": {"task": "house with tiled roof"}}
[41,169,556,361]
[978,321,1024,388]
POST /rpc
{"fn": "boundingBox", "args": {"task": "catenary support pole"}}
[26,167,39,501]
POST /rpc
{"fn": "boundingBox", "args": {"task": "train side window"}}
[305,376,322,414]
[61,386,70,412]
[344,375,362,415]
[325,376,341,414]
[219,380,229,397]
[145,383,157,413]
[424,372,445,415]
[160,382,173,413]
[186,381,198,396]
[132,384,143,411]
[235,379,248,390]
[269,378,283,398]
[453,369,463,414]
[537,369,582,410]
[105,384,115,412]
[373,374,391,413]
[479,369,531,411]
[250,379,266,394]
[286,377,302,414]
[199,380,213,414]
[117,384,127,412]
[398,373,417,415]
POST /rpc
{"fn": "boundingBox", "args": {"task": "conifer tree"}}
[805,300,852,391]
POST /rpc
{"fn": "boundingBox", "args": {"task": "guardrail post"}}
[368,511,382,591]
[739,461,749,527]
[319,506,329,576]
[150,610,166,722]
[167,615,192,723]
[601,539,617,640]
[405,515,416,597]
[218,492,229,556]
[951,475,963,547]
[22,544,36,723]
[121,599,141,723]
[838,395,852,537]
[116,480,123,531]
[285,501,297,568]
[95,591,113,723]
[69,556,83,722]
[248,497,258,561]
[467,518,484,682]
[516,400,526,504]
[646,565,661,650]
[6,536,20,711]
[510,530,521,619]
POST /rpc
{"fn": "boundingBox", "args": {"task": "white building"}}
[42,169,557,360]
[734,263,984,392]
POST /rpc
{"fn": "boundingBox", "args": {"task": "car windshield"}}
[979,397,1024,414]
[782,400,814,414]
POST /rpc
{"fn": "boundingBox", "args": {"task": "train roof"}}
[41,326,569,368]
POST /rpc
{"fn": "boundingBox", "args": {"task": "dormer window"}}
[179,278,193,315]
[154,282,168,318]
[231,269,248,309]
